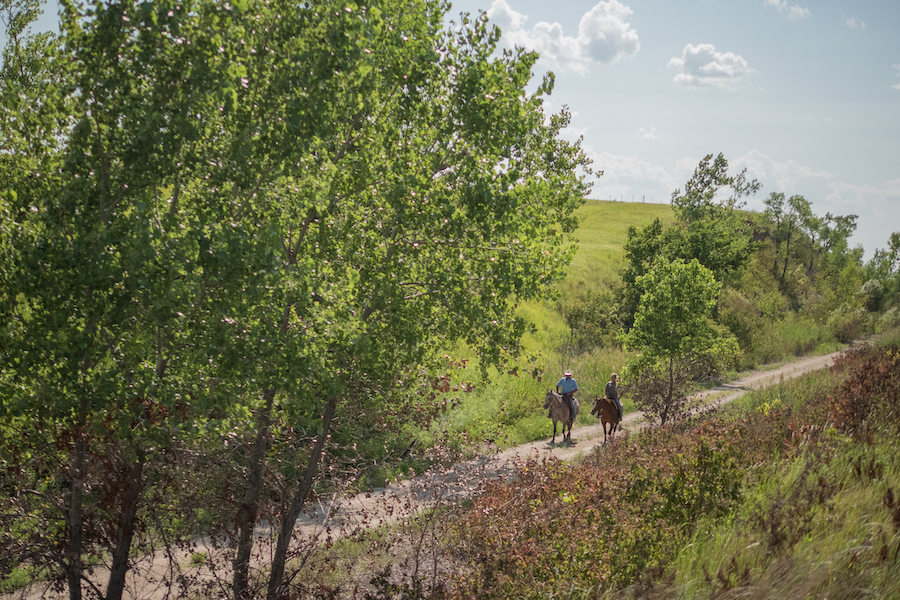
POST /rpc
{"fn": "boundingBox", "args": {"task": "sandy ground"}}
[5,349,843,600]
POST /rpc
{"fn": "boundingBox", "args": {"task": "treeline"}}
[558,153,899,425]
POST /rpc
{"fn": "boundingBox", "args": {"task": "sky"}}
[447,0,900,260]
[11,0,900,259]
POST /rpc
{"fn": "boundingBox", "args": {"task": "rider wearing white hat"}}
[555,369,578,422]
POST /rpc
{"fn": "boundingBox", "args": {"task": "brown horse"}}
[544,390,578,443]
[591,396,620,444]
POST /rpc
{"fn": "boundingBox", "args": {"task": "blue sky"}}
[12,0,900,258]
[449,0,900,259]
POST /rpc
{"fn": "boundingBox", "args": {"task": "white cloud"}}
[734,150,833,204]
[764,0,810,20]
[586,150,686,202]
[562,123,589,139]
[638,126,659,140]
[846,17,866,30]
[486,0,639,75]
[577,1,641,65]
[788,6,810,19]
[668,44,755,89]
[893,64,900,91]
[485,0,529,32]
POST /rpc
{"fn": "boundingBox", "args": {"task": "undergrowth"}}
[433,342,900,599]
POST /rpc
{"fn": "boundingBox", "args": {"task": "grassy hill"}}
[565,199,676,292]
[515,200,675,358]
[408,201,676,455]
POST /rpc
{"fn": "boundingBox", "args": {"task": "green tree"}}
[0,0,55,88]
[0,0,234,594]
[0,1,591,599]
[621,217,667,329]
[669,153,761,286]
[764,192,805,282]
[866,232,900,311]
[777,194,811,284]
[621,154,760,330]
[619,259,734,424]
[817,212,859,278]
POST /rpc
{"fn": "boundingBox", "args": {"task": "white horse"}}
[544,390,578,443]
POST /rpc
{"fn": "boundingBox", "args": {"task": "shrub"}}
[827,305,866,344]
[442,422,745,597]
[876,307,900,333]
[860,279,885,312]
[830,345,900,437]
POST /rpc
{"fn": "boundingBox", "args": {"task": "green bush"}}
[827,305,867,343]
[756,315,834,362]
[876,307,900,333]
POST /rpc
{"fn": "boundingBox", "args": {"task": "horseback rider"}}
[606,372,623,421]
[556,369,578,422]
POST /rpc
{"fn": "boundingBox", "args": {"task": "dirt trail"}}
[6,350,842,600]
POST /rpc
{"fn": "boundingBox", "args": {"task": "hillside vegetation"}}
[5,0,900,594]
[131,332,899,600]
[406,177,899,464]
[412,200,676,458]
[431,331,900,599]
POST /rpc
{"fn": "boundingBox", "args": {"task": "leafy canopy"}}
[0,0,593,595]
[621,258,721,362]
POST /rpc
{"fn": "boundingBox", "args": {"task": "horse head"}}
[543,389,556,409]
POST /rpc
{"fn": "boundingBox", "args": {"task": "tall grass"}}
[748,313,842,365]
[670,434,900,599]
[644,342,900,599]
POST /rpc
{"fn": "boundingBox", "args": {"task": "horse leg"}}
[551,420,557,444]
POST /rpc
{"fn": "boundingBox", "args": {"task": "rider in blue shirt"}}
[556,370,578,422]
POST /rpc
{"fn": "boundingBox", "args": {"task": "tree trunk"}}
[266,395,338,600]
[105,448,146,600]
[66,426,86,600]
[662,357,675,426]
[781,227,793,284]
[65,395,90,600]
[232,389,276,600]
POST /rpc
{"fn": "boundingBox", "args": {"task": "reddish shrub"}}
[830,346,900,437]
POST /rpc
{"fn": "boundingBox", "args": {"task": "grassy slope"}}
[564,199,675,292]
[520,199,675,359]
[421,201,675,449]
